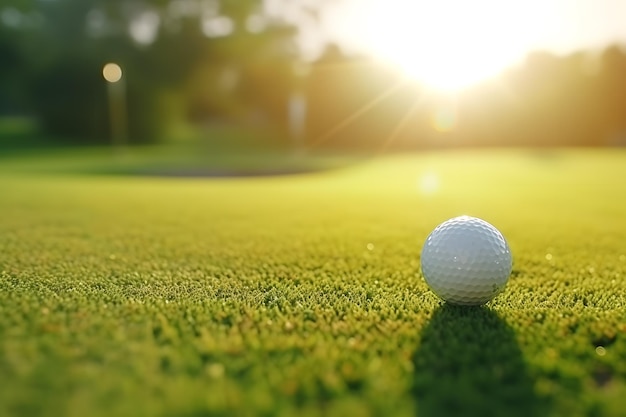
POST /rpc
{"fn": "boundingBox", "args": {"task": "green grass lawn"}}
[0,148,625,417]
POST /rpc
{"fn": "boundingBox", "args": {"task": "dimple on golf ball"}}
[420,216,512,305]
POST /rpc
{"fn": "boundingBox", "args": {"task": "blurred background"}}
[1,0,626,165]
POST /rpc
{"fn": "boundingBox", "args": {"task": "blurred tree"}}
[0,0,301,144]
[184,20,300,144]
[3,0,626,148]
[304,44,421,149]
[599,45,626,144]
[0,23,25,114]
[456,47,626,148]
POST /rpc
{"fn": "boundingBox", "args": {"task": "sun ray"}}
[311,58,389,73]
[309,79,407,148]
[377,90,429,153]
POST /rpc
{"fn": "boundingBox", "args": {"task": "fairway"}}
[1,150,625,417]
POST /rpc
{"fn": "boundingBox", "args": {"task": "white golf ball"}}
[420,216,512,305]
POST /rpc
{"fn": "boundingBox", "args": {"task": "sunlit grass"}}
[0,149,625,417]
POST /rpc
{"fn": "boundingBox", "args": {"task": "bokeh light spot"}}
[432,103,457,132]
[207,363,225,378]
[103,63,122,83]
[419,172,440,195]
[202,16,234,38]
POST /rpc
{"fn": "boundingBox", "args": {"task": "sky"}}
[288,0,626,90]
[321,0,626,54]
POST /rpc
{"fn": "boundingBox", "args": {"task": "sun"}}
[354,0,534,92]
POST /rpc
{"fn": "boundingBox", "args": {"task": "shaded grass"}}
[413,306,546,417]
[0,142,358,178]
[0,149,625,417]
[0,117,350,176]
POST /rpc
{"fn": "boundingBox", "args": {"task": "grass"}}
[0,148,625,417]
[0,140,356,177]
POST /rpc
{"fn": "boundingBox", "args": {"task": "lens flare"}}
[419,171,440,195]
[103,63,122,83]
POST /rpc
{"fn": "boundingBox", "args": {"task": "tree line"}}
[1,0,625,148]
[0,0,301,143]
[305,45,626,149]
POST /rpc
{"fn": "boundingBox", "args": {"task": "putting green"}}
[0,149,624,417]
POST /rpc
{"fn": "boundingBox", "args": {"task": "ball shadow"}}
[412,305,548,417]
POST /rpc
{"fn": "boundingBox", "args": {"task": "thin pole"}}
[104,63,128,151]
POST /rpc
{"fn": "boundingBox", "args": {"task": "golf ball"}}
[420,216,512,305]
